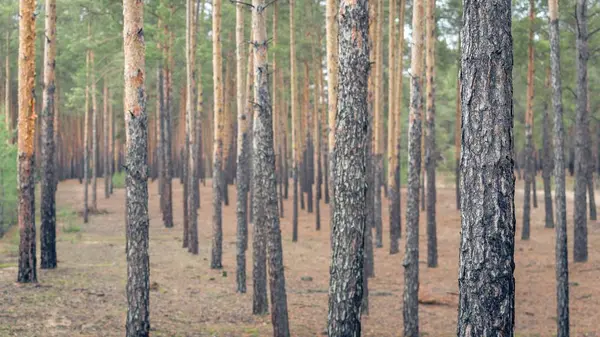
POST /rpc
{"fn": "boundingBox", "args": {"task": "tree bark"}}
[104,77,110,199]
[403,0,424,333]
[83,27,90,223]
[425,0,437,268]
[123,0,150,335]
[91,51,98,211]
[457,0,515,334]
[17,0,37,283]
[542,68,554,228]
[325,0,338,243]
[235,0,249,293]
[161,34,173,228]
[454,36,461,211]
[211,0,224,269]
[548,0,569,334]
[373,0,384,253]
[327,1,369,335]
[574,0,589,262]
[290,0,299,243]
[186,0,199,255]
[252,3,291,335]
[41,0,57,270]
[522,0,535,241]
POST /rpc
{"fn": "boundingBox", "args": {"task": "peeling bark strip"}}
[41,0,57,270]
[251,3,291,335]
[404,0,424,332]
[123,0,150,335]
[548,0,569,335]
[457,0,515,335]
[211,0,224,270]
[327,0,369,336]
[17,0,37,283]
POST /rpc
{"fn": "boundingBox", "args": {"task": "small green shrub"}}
[0,120,17,237]
[112,171,126,189]
[62,224,82,233]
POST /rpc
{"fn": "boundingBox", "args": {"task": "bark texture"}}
[522,0,535,241]
[235,1,249,293]
[425,0,437,268]
[327,0,369,335]
[186,0,198,255]
[17,0,37,283]
[325,0,338,240]
[457,0,515,335]
[542,69,553,228]
[403,0,424,332]
[573,0,588,263]
[548,1,569,334]
[252,3,291,335]
[211,0,224,269]
[123,0,150,335]
[290,0,299,243]
[41,0,57,270]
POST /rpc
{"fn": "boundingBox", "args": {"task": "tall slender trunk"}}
[542,68,554,228]
[314,46,322,231]
[327,0,369,334]
[186,0,199,255]
[425,0,437,268]
[457,0,515,334]
[156,63,164,206]
[325,0,338,243]
[83,29,90,223]
[252,3,290,334]
[17,0,37,283]
[587,81,596,220]
[41,0,57,270]
[211,0,224,269]
[103,77,110,198]
[522,0,535,240]
[454,36,461,210]
[5,31,10,133]
[368,0,381,250]
[123,0,150,335]
[91,51,98,211]
[290,0,299,243]
[235,0,248,293]
[574,0,589,263]
[373,0,383,252]
[161,29,173,228]
[404,0,424,333]
[549,0,569,333]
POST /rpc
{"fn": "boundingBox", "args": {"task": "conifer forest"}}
[1,0,600,335]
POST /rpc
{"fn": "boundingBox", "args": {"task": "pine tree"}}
[17,0,37,283]
[425,0,437,268]
[522,0,535,240]
[327,0,369,335]
[290,0,299,242]
[457,0,515,334]
[123,0,150,334]
[40,0,57,270]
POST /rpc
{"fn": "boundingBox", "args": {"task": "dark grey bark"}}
[574,0,588,263]
[292,162,298,241]
[542,97,554,228]
[41,0,57,270]
[588,176,596,220]
[252,4,291,335]
[182,134,189,248]
[161,67,173,228]
[548,3,569,335]
[522,129,532,240]
[123,0,150,334]
[457,0,515,335]
[104,80,110,199]
[327,0,369,335]
[373,155,383,250]
[389,163,400,253]
[532,152,538,208]
[157,65,164,210]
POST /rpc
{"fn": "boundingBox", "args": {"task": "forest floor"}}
[1,176,600,337]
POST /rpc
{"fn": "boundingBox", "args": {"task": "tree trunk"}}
[104,77,110,199]
[542,68,554,228]
[123,0,150,335]
[290,0,299,243]
[454,36,461,211]
[83,27,90,223]
[211,0,224,269]
[574,0,588,263]
[403,0,424,333]
[186,0,199,255]
[252,3,291,335]
[457,0,515,334]
[17,0,37,283]
[373,0,383,253]
[548,0,569,334]
[522,0,535,240]
[325,0,338,242]
[41,0,57,270]
[5,31,10,134]
[91,51,98,211]
[327,1,369,335]
[425,0,437,268]
[156,63,164,207]
[235,0,248,293]
[161,35,173,228]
